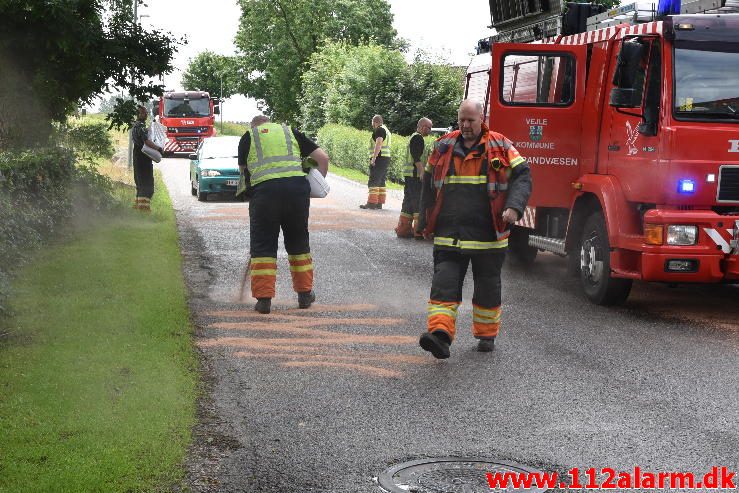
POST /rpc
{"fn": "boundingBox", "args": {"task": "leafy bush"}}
[0,121,117,313]
[318,123,435,183]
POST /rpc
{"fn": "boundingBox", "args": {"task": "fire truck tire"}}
[508,226,537,265]
[579,213,632,305]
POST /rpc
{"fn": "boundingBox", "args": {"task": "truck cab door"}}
[490,43,587,208]
[605,36,662,201]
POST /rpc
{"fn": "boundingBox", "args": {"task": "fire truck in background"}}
[153,91,220,156]
[469,0,739,304]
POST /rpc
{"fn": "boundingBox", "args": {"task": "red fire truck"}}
[153,91,219,156]
[469,0,739,304]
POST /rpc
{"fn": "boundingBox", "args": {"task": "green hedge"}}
[316,124,407,183]
[0,120,116,314]
[317,124,437,183]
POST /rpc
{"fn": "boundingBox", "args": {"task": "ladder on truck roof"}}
[586,0,739,30]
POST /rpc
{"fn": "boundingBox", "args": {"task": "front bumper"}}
[200,176,239,193]
[639,210,739,282]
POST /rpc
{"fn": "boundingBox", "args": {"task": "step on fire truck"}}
[153,91,219,156]
[469,0,739,304]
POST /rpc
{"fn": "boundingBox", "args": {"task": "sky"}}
[136,0,495,122]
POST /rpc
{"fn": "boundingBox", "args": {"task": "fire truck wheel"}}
[579,213,632,305]
[508,226,537,265]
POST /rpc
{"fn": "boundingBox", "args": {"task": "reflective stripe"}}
[487,182,509,192]
[473,314,501,324]
[445,176,487,185]
[400,212,413,219]
[250,164,304,182]
[427,304,458,320]
[288,253,312,261]
[434,237,508,249]
[473,306,501,324]
[250,269,277,276]
[251,257,277,264]
[510,156,525,167]
[289,264,313,273]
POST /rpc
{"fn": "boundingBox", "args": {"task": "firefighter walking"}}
[395,117,432,238]
[131,104,163,211]
[416,100,532,358]
[360,115,392,210]
[238,115,330,314]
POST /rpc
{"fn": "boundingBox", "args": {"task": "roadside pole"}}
[127,0,138,171]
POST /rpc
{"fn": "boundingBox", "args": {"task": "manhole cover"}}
[378,457,549,493]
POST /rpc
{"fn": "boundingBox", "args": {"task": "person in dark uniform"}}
[359,115,392,210]
[416,100,532,358]
[395,117,432,238]
[131,105,163,211]
[237,115,330,314]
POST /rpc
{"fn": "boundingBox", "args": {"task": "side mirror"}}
[213,105,220,115]
[152,99,160,117]
[188,153,198,161]
[609,88,640,108]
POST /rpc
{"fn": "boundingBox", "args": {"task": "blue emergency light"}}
[678,179,695,193]
[657,0,681,15]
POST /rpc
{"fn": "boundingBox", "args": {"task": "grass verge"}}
[0,173,197,493]
[329,164,403,190]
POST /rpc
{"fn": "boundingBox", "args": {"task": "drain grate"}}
[378,457,549,493]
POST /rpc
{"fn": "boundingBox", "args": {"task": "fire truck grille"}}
[718,166,739,202]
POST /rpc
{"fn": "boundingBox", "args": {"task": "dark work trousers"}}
[400,176,422,215]
[368,156,390,188]
[249,176,311,258]
[430,249,505,306]
[133,151,154,198]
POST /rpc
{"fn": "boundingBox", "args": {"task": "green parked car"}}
[189,136,242,202]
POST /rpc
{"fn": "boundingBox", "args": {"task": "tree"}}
[0,0,178,148]
[182,51,239,99]
[387,55,465,135]
[299,43,464,135]
[234,0,400,123]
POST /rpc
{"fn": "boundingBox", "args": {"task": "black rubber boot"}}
[254,298,271,314]
[419,330,451,359]
[476,337,495,352]
[298,290,316,309]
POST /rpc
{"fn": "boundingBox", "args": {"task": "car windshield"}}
[164,97,211,117]
[674,46,739,121]
[200,138,240,159]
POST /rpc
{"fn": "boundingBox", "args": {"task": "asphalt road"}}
[159,158,739,493]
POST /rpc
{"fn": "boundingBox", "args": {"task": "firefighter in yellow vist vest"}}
[395,117,433,238]
[360,115,392,210]
[237,115,330,314]
[416,101,532,358]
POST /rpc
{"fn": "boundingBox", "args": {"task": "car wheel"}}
[191,181,197,196]
[196,180,208,202]
[579,212,632,305]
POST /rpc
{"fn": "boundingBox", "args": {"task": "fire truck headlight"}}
[678,179,695,194]
[201,170,221,177]
[167,127,177,133]
[667,225,698,245]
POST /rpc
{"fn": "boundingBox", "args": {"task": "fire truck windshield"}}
[674,46,739,121]
[163,98,211,117]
